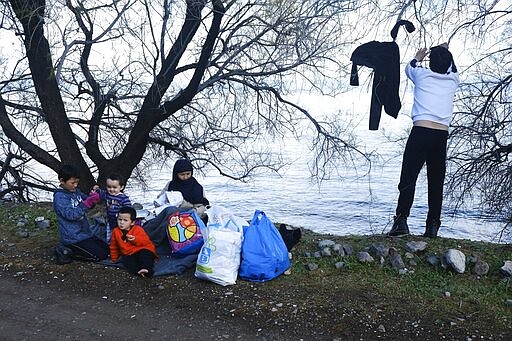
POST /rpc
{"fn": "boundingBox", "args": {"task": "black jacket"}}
[350,20,415,130]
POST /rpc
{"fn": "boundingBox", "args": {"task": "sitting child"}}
[53,164,109,262]
[160,159,210,220]
[110,206,157,277]
[93,173,132,243]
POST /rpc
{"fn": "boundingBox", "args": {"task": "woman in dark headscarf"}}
[160,159,209,219]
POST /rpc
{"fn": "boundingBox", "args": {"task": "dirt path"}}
[0,274,262,340]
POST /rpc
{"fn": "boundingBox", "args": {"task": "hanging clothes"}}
[350,20,415,130]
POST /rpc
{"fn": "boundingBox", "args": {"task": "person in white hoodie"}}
[388,43,460,238]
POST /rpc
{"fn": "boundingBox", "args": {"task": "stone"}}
[334,262,345,270]
[404,252,414,259]
[444,249,466,273]
[500,261,512,277]
[35,219,51,229]
[313,251,322,258]
[342,244,354,256]
[304,252,312,258]
[406,241,428,253]
[336,247,346,258]
[16,230,29,238]
[318,240,335,249]
[377,324,386,333]
[357,251,374,263]
[332,244,342,252]
[426,255,440,266]
[306,263,318,271]
[389,248,405,269]
[320,247,331,257]
[369,243,389,258]
[472,260,489,276]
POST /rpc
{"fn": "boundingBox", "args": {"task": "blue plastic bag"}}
[239,210,290,282]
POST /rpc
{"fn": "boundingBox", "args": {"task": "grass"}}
[1,201,511,333]
[290,229,512,326]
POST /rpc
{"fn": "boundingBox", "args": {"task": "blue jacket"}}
[53,188,94,245]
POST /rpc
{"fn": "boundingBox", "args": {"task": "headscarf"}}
[167,159,209,205]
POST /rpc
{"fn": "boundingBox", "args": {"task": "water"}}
[127,128,507,243]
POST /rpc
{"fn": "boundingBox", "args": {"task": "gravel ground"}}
[1,235,511,340]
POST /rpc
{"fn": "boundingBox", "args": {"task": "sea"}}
[126,116,507,244]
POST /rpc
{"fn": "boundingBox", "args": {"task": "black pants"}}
[396,126,448,223]
[122,249,155,277]
[68,236,109,262]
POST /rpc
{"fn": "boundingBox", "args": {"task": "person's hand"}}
[439,42,449,49]
[91,185,100,193]
[415,47,428,62]
[126,234,135,242]
[83,191,101,208]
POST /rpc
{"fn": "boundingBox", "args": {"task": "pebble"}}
[306,263,318,271]
[377,324,386,332]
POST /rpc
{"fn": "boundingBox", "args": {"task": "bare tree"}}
[0,0,510,233]
[0,0,368,193]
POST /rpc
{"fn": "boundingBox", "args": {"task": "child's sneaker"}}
[54,245,73,264]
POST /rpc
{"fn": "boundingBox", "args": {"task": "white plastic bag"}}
[195,206,246,286]
[154,191,183,215]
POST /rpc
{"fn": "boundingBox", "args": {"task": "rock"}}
[369,243,389,258]
[306,263,318,271]
[389,248,405,269]
[35,219,51,229]
[377,324,386,333]
[398,268,408,275]
[505,299,512,306]
[472,260,489,276]
[304,252,312,258]
[342,244,354,256]
[334,262,345,270]
[406,241,428,253]
[16,230,29,238]
[320,247,331,257]
[467,254,478,263]
[332,243,342,252]
[313,251,322,258]
[444,291,451,298]
[318,240,335,249]
[357,251,374,263]
[336,247,345,258]
[444,249,466,273]
[500,261,512,276]
[404,252,414,259]
[427,255,440,266]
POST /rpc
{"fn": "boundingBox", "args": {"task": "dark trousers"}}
[396,126,448,223]
[69,236,109,261]
[122,249,155,277]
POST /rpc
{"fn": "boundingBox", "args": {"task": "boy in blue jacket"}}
[53,165,109,262]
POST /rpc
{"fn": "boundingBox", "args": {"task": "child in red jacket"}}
[110,206,157,277]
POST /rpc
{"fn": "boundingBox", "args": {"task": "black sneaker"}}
[424,220,440,238]
[54,245,73,265]
[387,216,409,237]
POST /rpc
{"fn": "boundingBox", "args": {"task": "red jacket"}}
[110,225,157,262]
